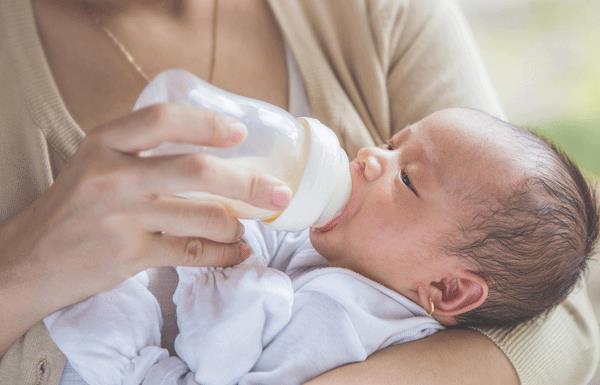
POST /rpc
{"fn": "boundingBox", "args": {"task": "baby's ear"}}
[418,271,488,320]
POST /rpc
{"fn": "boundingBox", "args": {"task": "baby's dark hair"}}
[448,115,599,328]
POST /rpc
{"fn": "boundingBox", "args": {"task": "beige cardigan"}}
[1,0,598,384]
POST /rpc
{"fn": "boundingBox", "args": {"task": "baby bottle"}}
[134,69,351,231]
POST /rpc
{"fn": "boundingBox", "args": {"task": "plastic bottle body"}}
[134,69,350,231]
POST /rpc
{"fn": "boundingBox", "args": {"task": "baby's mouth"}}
[311,213,343,233]
[312,159,362,234]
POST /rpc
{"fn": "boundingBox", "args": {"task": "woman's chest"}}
[34,0,288,135]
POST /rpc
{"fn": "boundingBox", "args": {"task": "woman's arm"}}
[306,329,518,385]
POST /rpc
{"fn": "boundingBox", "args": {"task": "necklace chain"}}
[88,0,219,84]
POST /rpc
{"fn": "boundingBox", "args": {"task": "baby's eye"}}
[386,141,394,151]
[400,169,412,188]
[400,169,419,198]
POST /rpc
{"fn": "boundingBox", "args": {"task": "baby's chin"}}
[308,229,328,254]
[308,229,340,263]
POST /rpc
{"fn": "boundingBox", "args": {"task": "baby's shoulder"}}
[288,267,444,345]
[290,267,419,312]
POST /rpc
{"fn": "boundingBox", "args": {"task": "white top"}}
[49,221,442,385]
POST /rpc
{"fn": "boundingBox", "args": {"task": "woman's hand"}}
[0,103,292,354]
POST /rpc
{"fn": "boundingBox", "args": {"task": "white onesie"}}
[45,221,443,385]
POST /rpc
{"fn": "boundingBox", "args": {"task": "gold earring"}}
[427,297,435,316]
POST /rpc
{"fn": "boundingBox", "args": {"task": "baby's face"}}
[310,108,526,302]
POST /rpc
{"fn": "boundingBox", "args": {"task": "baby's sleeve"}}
[173,258,294,385]
[239,220,287,266]
[241,220,328,272]
[43,272,168,385]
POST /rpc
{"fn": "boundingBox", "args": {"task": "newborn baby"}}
[45,108,599,385]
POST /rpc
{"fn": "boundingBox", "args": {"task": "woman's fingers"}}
[136,154,292,210]
[82,102,291,210]
[147,234,251,268]
[92,103,247,153]
[140,196,244,243]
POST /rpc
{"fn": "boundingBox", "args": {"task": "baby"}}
[45,108,599,385]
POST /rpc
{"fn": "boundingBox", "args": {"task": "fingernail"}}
[228,122,247,143]
[240,242,252,260]
[271,185,292,209]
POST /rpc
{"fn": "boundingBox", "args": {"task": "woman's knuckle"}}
[188,153,208,176]
[144,104,172,127]
[203,204,229,231]
[183,238,206,264]
[248,174,265,202]
[205,111,222,142]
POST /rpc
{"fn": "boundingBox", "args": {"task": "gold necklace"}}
[87,0,219,84]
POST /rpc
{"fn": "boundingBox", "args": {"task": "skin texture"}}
[1,1,520,384]
[311,108,538,324]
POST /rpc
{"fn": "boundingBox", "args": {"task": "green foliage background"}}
[459,0,599,179]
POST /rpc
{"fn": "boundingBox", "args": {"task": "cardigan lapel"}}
[267,0,380,157]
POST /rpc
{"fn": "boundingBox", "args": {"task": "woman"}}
[0,0,597,384]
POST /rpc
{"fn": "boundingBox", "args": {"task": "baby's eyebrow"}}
[391,125,413,145]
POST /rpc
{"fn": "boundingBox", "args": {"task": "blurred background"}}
[457,0,599,177]
[456,0,600,382]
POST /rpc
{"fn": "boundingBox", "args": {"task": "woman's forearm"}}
[305,329,519,385]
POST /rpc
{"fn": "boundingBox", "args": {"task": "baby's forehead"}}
[392,111,493,153]
[411,110,534,196]
[421,110,504,145]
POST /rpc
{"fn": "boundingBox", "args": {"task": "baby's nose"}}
[356,147,385,182]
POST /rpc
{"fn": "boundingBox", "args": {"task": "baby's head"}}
[310,108,598,327]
